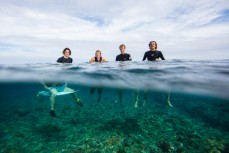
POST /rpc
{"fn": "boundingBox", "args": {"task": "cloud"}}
[0,0,229,63]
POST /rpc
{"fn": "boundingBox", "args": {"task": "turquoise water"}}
[0,60,229,152]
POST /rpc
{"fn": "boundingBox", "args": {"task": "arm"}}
[57,57,62,63]
[142,52,147,61]
[160,52,165,60]
[40,81,50,90]
[102,58,107,62]
[129,54,132,61]
[89,57,95,63]
[116,56,119,61]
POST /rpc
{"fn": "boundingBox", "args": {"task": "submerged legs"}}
[90,87,103,104]
[50,94,57,117]
[134,88,172,108]
[143,89,148,107]
[134,89,139,108]
[97,87,102,104]
[167,88,172,107]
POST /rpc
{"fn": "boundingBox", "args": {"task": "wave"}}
[0,60,229,99]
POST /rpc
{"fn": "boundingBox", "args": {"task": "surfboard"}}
[37,90,79,97]
[55,91,78,96]
[38,91,51,97]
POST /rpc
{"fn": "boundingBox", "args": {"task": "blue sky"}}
[0,0,229,63]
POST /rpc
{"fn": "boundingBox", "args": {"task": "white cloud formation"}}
[0,0,228,63]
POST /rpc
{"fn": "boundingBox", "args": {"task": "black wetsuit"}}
[116,53,132,61]
[94,57,102,62]
[57,56,73,63]
[142,50,165,61]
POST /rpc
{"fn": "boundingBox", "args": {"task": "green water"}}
[0,82,228,153]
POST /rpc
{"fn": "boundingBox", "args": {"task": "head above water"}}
[95,50,102,57]
[119,44,126,54]
[148,41,157,50]
[62,48,71,57]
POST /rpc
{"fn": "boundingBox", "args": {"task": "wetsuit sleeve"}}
[57,57,62,63]
[129,54,132,61]
[70,58,73,63]
[116,55,119,61]
[160,52,165,60]
[142,52,147,61]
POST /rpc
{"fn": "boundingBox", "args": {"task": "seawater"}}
[0,60,229,153]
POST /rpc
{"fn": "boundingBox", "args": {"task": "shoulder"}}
[57,56,64,62]
[67,57,73,60]
[126,53,131,56]
[89,57,95,62]
[102,57,107,62]
[124,53,131,57]
[116,54,121,57]
[144,51,150,55]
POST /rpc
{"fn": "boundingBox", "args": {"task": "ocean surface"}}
[0,60,229,153]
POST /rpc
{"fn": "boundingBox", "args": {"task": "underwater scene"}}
[0,60,229,153]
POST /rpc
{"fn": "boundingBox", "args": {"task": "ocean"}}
[0,60,229,153]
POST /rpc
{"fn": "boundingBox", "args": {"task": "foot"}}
[167,100,173,107]
[50,110,57,117]
[143,100,146,107]
[75,98,83,107]
[134,101,138,108]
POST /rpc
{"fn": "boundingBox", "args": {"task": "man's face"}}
[149,42,156,50]
[120,46,125,54]
[64,50,70,57]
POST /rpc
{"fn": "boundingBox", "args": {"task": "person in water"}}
[142,41,165,61]
[57,48,73,63]
[134,89,172,108]
[115,44,132,106]
[89,50,107,63]
[39,81,83,117]
[135,41,171,107]
[116,44,132,61]
[89,50,106,104]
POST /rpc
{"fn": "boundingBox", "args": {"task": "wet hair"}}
[119,44,126,49]
[148,41,157,49]
[62,48,71,55]
[95,50,102,56]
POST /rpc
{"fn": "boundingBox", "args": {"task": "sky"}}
[0,0,229,63]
